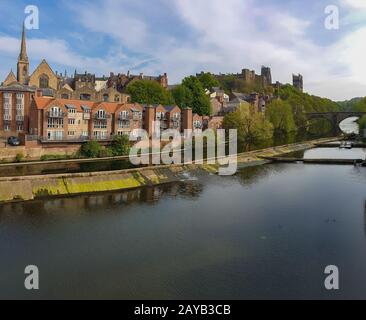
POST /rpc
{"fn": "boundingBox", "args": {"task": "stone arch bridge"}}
[305,112,366,135]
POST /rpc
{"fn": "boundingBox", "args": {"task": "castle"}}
[199,66,273,88]
[2,25,168,103]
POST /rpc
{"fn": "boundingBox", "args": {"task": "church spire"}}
[19,23,28,62]
[17,23,30,85]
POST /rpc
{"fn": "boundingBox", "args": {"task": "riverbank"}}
[0,136,339,203]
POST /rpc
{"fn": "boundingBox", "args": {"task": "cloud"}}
[1,0,366,100]
[341,0,366,9]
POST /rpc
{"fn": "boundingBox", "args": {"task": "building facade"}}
[0,83,35,138]
[30,97,197,141]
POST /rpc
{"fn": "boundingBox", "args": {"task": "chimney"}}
[182,108,193,132]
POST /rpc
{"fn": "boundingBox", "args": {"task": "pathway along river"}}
[1,119,366,299]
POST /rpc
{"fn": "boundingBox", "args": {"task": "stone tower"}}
[17,24,29,85]
[292,74,303,92]
[261,66,272,86]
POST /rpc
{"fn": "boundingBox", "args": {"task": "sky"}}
[0,0,366,101]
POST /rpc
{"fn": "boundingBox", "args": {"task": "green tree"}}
[80,141,102,158]
[127,80,174,105]
[110,135,131,156]
[266,99,297,134]
[358,115,366,133]
[223,104,273,143]
[181,76,211,115]
[197,72,220,90]
[171,85,193,109]
[353,97,366,112]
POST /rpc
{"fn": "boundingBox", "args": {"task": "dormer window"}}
[96,109,106,119]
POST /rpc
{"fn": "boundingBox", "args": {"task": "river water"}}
[1,119,366,299]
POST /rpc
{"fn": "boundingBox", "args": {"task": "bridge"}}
[305,112,366,135]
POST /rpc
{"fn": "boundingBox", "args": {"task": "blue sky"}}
[1,0,366,100]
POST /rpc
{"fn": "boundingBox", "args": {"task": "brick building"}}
[29,97,197,141]
[0,83,35,138]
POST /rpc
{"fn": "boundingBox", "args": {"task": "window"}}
[96,109,106,119]
[17,123,24,132]
[48,118,64,129]
[93,131,107,140]
[80,93,91,101]
[119,111,129,120]
[4,123,10,131]
[117,131,130,136]
[81,131,88,137]
[39,74,49,89]
[47,131,63,141]
[61,94,69,99]
[156,112,166,120]
[118,120,130,129]
[68,108,76,114]
[194,120,202,129]
[68,131,75,136]
[114,95,120,102]
[68,119,75,125]
[3,93,11,108]
[94,120,107,129]
[49,106,62,117]
[103,94,109,102]
[132,111,142,120]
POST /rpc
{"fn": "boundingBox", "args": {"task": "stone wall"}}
[0,145,80,162]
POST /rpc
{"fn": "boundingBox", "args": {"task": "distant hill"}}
[337,97,363,111]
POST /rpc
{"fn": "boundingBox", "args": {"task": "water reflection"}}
[0,181,204,222]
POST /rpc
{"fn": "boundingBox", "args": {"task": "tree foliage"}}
[266,99,297,134]
[181,76,211,116]
[358,115,366,133]
[110,135,131,156]
[352,97,366,112]
[127,80,174,105]
[81,141,102,158]
[171,85,193,109]
[197,72,220,90]
[223,104,273,143]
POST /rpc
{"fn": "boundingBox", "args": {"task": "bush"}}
[15,153,24,163]
[80,141,102,158]
[110,135,131,156]
[98,147,114,158]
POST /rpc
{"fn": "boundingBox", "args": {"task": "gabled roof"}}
[33,97,95,112]
[30,59,57,79]
[164,105,180,112]
[61,83,74,92]
[2,70,18,86]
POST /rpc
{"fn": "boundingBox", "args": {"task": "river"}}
[1,119,365,299]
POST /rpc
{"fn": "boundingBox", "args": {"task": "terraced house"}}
[29,96,198,142]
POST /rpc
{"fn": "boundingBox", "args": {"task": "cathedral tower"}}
[17,24,29,85]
